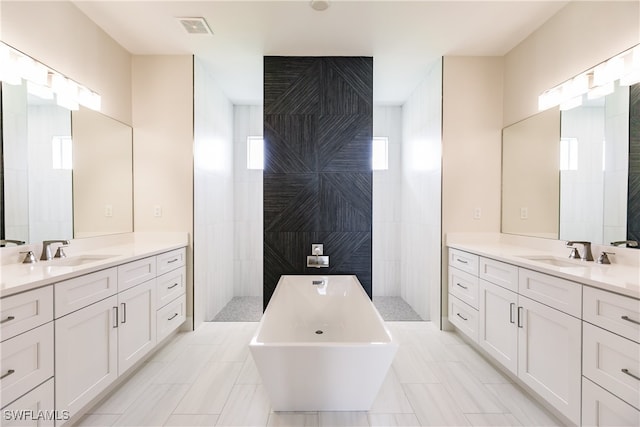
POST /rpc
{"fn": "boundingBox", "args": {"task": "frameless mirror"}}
[501,83,638,247]
[1,81,133,244]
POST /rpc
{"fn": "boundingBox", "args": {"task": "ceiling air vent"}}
[177,17,213,35]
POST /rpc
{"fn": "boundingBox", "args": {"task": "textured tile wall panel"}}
[628,83,640,242]
[263,56,373,308]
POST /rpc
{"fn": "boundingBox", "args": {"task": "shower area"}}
[193,57,442,324]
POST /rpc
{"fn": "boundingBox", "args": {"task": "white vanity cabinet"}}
[154,248,186,342]
[582,287,640,426]
[448,249,480,342]
[450,251,582,425]
[0,286,54,419]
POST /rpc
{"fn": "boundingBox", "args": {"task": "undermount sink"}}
[518,255,588,268]
[49,255,116,267]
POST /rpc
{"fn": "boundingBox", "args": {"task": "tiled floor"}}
[75,322,563,427]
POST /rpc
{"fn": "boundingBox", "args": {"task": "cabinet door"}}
[117,280,157,374]
[55,296,118,420]
[583,377,640,427]
[518,295,581,425]
[478,279,518,375]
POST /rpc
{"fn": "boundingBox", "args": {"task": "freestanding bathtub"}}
[249,275,398,411]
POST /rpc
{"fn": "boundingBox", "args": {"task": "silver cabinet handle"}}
[0,369,15,380]
[167,283,179,290]
[517,306,524,328]
[1,316,15,324]
[121,303,127,324]
[167,258,179,264]
[622,368,640,381]
[113,307,119,328]
[456,259,468,264]
[621,315,640,325]
[510,303,515,324]
[456,283,468,290]
[456,313,468,321]
[167,313,179,321]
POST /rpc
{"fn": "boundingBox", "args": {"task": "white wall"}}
[400,59,442,321]
[193,58,235,324]
[132,55,194,324]
[233,105,263,297]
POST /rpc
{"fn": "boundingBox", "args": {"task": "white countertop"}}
[448,240,640,300]
[0,232,188,298]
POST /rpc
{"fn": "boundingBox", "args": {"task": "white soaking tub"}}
[249,275,398,411]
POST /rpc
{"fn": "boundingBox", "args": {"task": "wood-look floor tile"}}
[216,385,270,426]
[152,345,219,384]
[318,411,369,427]
[370,369,414,413]
[391,345,439,383]
[113,383,189,426]
[464,413,522,426]
[485,384,563,427]
[236,354,261,384]
[446,344,512,384]
[368,413,420,426]
[266,412,319,426]
[72,413,120,426]
[403,383,470,426]
[173,362,243,414]
[163,414,220,426]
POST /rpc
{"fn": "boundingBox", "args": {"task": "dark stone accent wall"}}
[263,56,373,308]
[628,83,640,243]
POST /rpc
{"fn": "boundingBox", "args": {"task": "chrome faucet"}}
[40,240,70,261]
[566,241,594,261]
[610,240,638,248]
[0,239,25,247]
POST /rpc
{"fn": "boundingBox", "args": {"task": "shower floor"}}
[211,296,423,322]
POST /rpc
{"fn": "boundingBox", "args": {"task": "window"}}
[372,136,388,170]
[560,137,578,171]
[52,136,73,170]
[247,136,264,170]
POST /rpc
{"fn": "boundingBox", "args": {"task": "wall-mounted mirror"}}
[1,80,133,244]
[502,82,638,247]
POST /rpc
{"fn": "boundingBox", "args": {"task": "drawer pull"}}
[0,315,15,324]
[113,307,119,328]
[456,259,468,264]
[167,313,179,321]
[517,306,523,328]
[167,283,179,290]
[509,303,515,324]
[167,258,179,264]
[456,313,468,321]
[621,368,640,381]
[621,315,640,325]
[0,369,15,380]
[455,282,468,290]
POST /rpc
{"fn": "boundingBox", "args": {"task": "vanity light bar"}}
[538,44,640,111]
[0,41,101,112]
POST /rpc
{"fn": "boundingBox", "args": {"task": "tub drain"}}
[315,330,323,334]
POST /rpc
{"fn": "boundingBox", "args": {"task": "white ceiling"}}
[72,0,569,105]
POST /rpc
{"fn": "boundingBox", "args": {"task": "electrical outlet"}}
[520,207,529,220]
[153,205,162,217]
[105,204,113,217]
[473,207,482,220]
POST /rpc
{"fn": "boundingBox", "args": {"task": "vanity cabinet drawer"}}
[584,286,640,343]
[156,248,186,276]
[518,268,582,318]
[118,257,156,292]
[1,286,53,342]
[583,322,640,408]
[448,267,479,309]
[448,295,478,343]
[479,257,518,292]
[54,268,117,318]
[157,267,185,308]
[156,295,186,343]
[1,378,55,426]
[449,249,478,275]
[583,377,640,427]
[1,322,54,408]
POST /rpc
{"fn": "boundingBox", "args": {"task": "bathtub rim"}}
[250,274,397,347]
